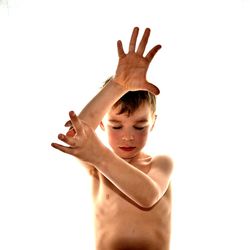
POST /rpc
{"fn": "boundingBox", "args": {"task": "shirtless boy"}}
[51,27,173,250]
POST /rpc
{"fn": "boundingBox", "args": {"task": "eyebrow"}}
[108,119,121,123]
[134,118,148,123]
[108,118,148,123]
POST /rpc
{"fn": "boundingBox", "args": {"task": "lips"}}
[119,147,136,152]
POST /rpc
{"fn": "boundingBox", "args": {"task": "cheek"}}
[107,129,121,144]
[135,130,149,144]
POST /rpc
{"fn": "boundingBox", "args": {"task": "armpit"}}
[89,166,99,178]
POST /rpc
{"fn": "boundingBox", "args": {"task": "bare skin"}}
[52,27,173,250]
[92,155,172,250]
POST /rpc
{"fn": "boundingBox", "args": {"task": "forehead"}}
[107,103,153,122]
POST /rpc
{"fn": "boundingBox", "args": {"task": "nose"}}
[122,134,134,141]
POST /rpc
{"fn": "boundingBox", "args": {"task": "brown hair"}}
[103,77,156,116]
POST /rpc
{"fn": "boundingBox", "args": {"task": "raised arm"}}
[67,27,161,132]
[51,27,166,203]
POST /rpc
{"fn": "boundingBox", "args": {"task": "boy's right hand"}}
[52,111,106,165]
[113,27,161,95]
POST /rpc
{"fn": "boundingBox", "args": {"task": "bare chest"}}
[91,174,172,250]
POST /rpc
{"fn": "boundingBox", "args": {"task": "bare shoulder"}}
[151,155,174,172]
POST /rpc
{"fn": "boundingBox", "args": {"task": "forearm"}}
[93,148,160,208]
[78,79,127,130]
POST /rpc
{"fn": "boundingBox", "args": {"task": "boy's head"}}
[100,80,157,160]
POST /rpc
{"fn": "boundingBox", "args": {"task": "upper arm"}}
[147,155,174,198]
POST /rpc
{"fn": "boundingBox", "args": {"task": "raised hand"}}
[51,111,105,164]
[113,27,161,95]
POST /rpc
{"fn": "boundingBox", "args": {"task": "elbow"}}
[139,186,160,209]
[140,202,156,209]
[141,196,159,209]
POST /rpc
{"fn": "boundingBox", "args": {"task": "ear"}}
[100,121,105,131]
[150,114,157,131]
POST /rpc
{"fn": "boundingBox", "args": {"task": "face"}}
[100,103,156,160]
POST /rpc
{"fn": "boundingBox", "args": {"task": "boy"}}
[51,27,173,250]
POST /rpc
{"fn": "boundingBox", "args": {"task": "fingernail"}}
[58,134,64,139]
[64,120,71,127]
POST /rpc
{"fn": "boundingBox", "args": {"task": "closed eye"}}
[112,126,122,130]
[134,127,145,130]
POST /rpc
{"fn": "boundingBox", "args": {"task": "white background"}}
[0,0,250,249]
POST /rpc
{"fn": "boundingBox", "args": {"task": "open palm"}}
[114,27,161,95]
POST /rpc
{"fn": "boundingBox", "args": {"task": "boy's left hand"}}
[113,27,161,95]
[51,111,105,164]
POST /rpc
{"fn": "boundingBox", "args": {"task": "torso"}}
[89,154,172,250]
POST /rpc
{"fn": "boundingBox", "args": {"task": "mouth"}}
[119,147,136,152]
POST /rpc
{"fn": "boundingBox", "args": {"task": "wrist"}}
[108,76,128,93]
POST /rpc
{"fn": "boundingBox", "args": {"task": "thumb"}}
[144,81,160,95]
